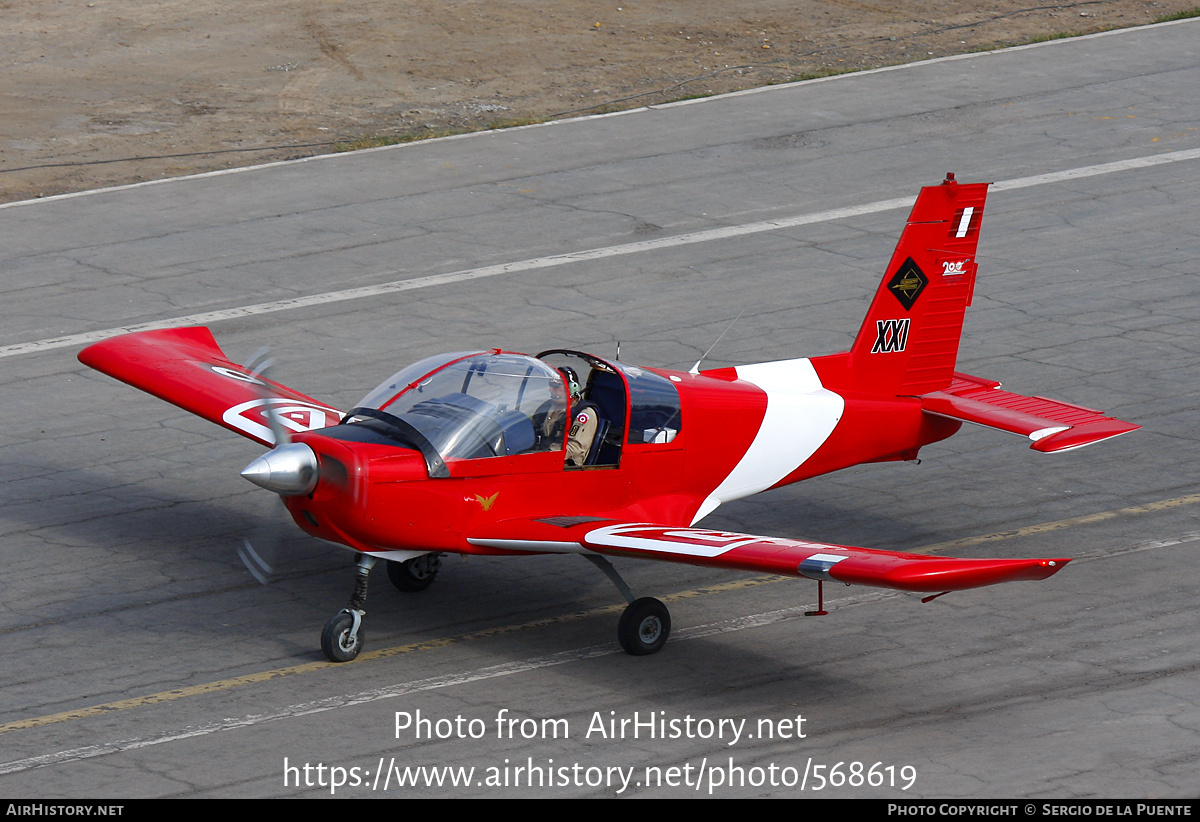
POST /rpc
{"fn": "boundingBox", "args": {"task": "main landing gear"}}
[320,553,442,662]
[584,555,671,656]
[386,552,442,592]
[320,553,665,661]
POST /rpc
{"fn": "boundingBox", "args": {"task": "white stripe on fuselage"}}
[693,358,843,524]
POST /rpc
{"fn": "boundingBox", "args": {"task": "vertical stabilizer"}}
[846,174,989,395]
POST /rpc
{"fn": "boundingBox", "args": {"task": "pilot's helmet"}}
[558,366,582,402]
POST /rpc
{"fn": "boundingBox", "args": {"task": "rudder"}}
[846,174,989,396]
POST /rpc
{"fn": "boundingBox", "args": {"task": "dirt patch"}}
[1,0,1195,203]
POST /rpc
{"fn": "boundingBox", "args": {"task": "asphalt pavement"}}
[1,19,1198,798]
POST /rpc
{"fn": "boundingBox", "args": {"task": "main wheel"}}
[321,611,364,662]
[617,597,671,656]
[386,554,441,592]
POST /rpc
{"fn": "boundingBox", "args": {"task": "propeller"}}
[239,348,320,495]
[235,348,322,584]
[237,505,289,585]
[245,348,287,445]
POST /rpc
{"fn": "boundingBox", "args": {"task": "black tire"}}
[617,597,671,656]
[386,554,441,592]
[321,611,364,662]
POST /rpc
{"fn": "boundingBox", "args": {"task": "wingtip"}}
[1029,421,1140,453]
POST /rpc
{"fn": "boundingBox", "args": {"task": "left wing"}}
[79,327,341,447]
[468,518,1067,593]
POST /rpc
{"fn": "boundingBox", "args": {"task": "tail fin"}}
[846,174,989,396]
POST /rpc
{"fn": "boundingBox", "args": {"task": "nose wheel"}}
[321,610,365,662]
[321,553,377,663]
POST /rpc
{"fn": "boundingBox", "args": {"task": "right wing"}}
[469,517,1068,593]
[79,327,341,447]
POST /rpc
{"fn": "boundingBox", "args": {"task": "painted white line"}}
[990,148,1200,191]
[2,17,1194,214]
[2,529,1194,776]
[652,17,1200,111]
[2,198,914,360]
[6,147,1200,362]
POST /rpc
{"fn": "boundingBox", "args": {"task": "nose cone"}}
[241,442,320,495]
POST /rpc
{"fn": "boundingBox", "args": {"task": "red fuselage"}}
[285,353,961,557]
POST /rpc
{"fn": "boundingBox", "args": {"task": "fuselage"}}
[285,350,960,557]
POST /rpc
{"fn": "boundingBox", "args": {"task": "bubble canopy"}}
[341,351,569,464]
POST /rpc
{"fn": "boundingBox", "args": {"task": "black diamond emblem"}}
[887,257,927,311]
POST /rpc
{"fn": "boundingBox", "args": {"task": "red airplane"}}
[79,174,1138,663]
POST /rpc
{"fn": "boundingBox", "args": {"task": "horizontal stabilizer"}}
[468,518,1068,594]
[922,373,1139,453]
[79,327,341,446]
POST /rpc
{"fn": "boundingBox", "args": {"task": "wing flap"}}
[468,519,1068,593]
[922,372,1138,452]
[78,327,341,446]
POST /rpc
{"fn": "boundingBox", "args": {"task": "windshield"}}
[356,351,481,410]
[355,352,568,461]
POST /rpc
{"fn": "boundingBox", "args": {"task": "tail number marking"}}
[871,318,911,354]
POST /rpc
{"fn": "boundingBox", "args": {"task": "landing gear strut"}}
[584,555,671,656]
[321,553,377,663]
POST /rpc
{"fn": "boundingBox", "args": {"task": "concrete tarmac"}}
[1,20,1198,798]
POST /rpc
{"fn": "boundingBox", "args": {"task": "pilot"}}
[534,371,568,450]
[559,366,599,467]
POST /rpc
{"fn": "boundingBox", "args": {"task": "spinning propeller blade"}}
[239,348,320,494]
[237,494,321,585]
[245,348,290,447]
[238,537,275,585]
[237,348,320,582]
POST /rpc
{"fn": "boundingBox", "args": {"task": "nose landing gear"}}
[320,552,444,662]
[320,553,377,663]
